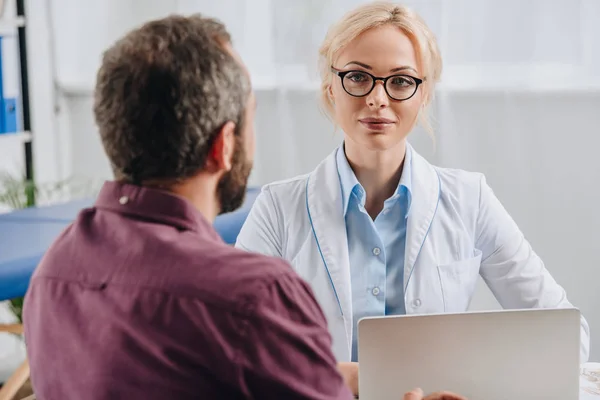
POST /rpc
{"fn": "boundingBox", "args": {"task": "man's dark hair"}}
[93,14,251,184]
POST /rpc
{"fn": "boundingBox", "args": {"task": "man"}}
[23,14,464,400]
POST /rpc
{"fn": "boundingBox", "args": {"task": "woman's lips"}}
[359,117,395,131]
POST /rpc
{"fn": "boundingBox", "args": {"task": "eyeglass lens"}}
[342,71,417,100]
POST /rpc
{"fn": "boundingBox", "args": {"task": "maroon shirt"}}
[24,182,352,400]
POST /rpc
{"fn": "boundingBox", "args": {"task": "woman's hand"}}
[337,362,359,396]
[404,388,467,400]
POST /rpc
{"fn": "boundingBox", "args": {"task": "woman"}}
[236,0,590,386]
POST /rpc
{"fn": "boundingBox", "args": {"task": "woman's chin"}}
[354,132,406,152]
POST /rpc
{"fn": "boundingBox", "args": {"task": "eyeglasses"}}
[331,67,424,101]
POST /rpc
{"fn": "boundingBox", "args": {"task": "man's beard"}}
[216,135,252,215]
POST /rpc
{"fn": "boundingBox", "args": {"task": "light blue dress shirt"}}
[336,144,412,362]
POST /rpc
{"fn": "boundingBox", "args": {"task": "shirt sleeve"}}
[475,174,590,361]
[236,270,352,400]
[235,186,284,258]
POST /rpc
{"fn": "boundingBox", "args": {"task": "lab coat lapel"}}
[404,146,441,292]
[306,149,353,346]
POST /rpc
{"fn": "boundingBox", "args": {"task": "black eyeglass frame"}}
[331,67,425,101]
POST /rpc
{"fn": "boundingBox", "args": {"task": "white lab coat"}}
[236,145,590,363]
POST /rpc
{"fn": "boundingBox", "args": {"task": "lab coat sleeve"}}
[236,186,284,258]
[475,175,590,362]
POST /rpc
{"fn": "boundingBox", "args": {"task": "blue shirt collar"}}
[336,143,412,216]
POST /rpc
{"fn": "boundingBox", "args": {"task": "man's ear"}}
[207,121,236,173]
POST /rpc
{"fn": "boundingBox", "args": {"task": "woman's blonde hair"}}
[318,1,442,134]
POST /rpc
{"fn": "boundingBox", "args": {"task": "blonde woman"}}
[237,1,590,393]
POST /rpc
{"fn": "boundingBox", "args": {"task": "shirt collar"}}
[336,143,413,216]
[400,145,413,213]
[336,145,363,214]
[94,181,220,240]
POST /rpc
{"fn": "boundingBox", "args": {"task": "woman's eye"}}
[347,72,369,82]
[391,76,414,87]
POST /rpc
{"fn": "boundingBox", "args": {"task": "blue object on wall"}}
[0,35,20,134]
[2,97,18,133]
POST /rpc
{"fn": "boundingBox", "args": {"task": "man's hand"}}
[336,363,467,400]
[404,388,467,400]
[337,362,359,396]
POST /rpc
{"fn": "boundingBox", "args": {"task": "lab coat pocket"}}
[437,250,482,312]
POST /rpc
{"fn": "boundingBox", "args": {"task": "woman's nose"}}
[366,81,389,108]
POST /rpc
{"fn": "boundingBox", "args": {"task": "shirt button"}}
[372,287,381,296]
[119,196,129,205]
[372,247,381,256]
[383,208,390,215]
[412,298,422,308]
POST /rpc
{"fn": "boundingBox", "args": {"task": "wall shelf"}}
[0,131,31,143]
[0,16,25,31]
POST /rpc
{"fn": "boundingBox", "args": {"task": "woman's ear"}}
[422,88,430,107]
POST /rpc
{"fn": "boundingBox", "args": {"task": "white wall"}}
[27,0,68,186]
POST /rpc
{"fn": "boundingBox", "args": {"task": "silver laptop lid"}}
[358,308,580,400]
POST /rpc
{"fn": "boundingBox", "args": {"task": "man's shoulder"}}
[209,245,320,314]
[142,237,303,312]
[215,244,289,270]
[33,213,299,308]
[213,247,301,294]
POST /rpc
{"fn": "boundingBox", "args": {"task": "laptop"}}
[357,308,581,400]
